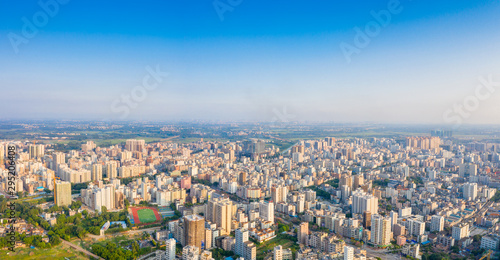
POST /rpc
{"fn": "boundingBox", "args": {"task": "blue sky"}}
[1,0,500,124]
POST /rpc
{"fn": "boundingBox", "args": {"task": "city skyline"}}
[1,1,500,124]
[2,2,500,259]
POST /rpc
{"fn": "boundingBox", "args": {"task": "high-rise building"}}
[259,201,274,223]
[52,152,65,171]
[405,136,440,150]
[55,180,71,207]
[243,241,256,260]
[352,190,378,214]
[271,185,288,203]
[344,246,354,260]
[431,130,452,138]
[207,197,233,235]
[105,161,118,179]
[141,180,150,201]
[28,144,44,159]
[390,211,398,231]
[189,166,198,177]
[181,176,192,189]
[274,245,283,260]
[431,215,444,232]
[463,182,478,201]
[399,217,425,237]
[305,190,316,202]
[125,139,145,152]
[371,215,391,246]
[363,211,371,229]
[184,215,206,250]
[353,175,364,189]
[298,222,309,245]
[341,185,351,203]
[325,137,335,146]
[81,184,119,212]
[182,245,200,260]
[91,164,103,181]
[0,144,4,164]
[452,223,469,241]
[239,172,247,186]
[204,228,212,249]
[165,238,176,260]
[81,141,96,151]
[340,175,352,189]
[235,228,249,257]
[459,163,477,177]
[480,236,500,251]
[399,207,412,217]
[243,139,266,155]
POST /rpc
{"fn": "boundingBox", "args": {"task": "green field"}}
[256,235,298,259]
[0,244,88,260]
[137,209,157,223]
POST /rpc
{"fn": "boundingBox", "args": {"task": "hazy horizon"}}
[1,0,500,124]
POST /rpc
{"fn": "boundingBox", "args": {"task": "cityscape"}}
[0,122,499,260]
[1,1,500,260]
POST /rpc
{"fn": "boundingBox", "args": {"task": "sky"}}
[1,0,500,124]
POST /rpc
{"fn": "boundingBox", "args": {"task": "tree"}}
[75,226,86,239]
[70,201,82,210]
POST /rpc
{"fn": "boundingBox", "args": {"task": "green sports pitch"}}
[137,208,157,223]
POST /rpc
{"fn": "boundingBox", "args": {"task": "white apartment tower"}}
[352,190,378,214]
[431,215,444,232]
[463,183,478,201]
[165,238,176,260]
[371,214,391,246]
[260,201,274,223]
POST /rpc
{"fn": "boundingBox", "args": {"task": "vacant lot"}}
[0,243,88,260]
[256,236,296,259]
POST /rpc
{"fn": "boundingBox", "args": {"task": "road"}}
[161,135,180,142]
[281,141,300,154]
[62,239,104,260]
[457,200,493,227]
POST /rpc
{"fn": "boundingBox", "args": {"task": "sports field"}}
[130,206,161,225]
[138,208,157,223]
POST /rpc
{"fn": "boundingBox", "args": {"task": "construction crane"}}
[53,175,60,205]
[479,250,493,260]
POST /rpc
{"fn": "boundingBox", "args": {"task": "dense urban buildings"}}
[2,129,500,260]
